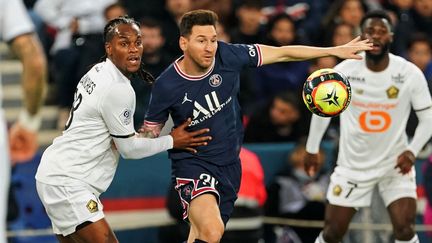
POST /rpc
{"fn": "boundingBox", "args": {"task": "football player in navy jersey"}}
[140,9,372,243]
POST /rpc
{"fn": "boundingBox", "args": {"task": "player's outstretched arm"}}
[259,36,372,65]
[170,118,212,153]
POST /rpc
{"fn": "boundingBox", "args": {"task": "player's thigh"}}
[378,167,417,207]
[324,204,357,235]
[387,197,417,227]
[188,193,223,231]
[173,158,241,225]
[326,169,376,208]
[36,181,105,236]
[379,170,417,226]
[69,218,118,243]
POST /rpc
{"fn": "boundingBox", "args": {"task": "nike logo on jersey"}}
[182,93,193,104]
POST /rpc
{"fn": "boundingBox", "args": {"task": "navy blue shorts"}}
[172,158,241,225]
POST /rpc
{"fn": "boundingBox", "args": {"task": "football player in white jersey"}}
[0,0,47,242]
[305,10,432,243]
[35,16,211,243]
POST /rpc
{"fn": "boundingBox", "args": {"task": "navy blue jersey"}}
[145,41,263,165]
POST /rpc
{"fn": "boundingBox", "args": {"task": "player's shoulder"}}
[153,62,188,93]
[389,53,421,72]
[335,58,363,71]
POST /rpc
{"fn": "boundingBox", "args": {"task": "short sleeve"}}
[100,83,136,137]
[218,42,263,70]
[0,0,34,42]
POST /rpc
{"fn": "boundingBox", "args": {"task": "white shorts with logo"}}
[36,181,105,236]
[327,163,417,208]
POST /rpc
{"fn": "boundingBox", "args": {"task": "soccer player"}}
[305,10,432,243]
[0,0,47,242]
[35,16,211,243]
[140,9,372,243]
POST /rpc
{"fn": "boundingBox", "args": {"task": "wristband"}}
[18,109,42,131]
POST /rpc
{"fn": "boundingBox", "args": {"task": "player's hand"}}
[8,123,38,164]
[334,36,373,60]
[170,118,212,153]
[395,150,415,175]
[304,152,319,177]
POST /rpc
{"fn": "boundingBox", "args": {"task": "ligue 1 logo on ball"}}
[209,74,222,87]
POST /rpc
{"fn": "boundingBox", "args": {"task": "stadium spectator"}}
[0,0,47,242]
[161,0,193,60]
[244,91,308,143]
[34,0,114,129]
[265,143,329,243]
[253,13,310,108]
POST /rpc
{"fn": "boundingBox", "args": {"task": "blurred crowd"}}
[11,0,432,242]
[19,0,432,139]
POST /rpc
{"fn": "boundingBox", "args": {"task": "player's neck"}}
[366,54,390,72]
[178,58,211,76]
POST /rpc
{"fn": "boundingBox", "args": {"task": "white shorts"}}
[36,181,105,236]
[327,164,417,208]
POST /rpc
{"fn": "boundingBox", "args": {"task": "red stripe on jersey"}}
[255,44,263,66]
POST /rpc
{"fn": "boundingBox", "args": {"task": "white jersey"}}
[35,59,137,194]
[333,54,432,170]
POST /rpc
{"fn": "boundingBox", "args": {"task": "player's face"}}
[106,23,143,76]
[180,25,218,70]
[270,98,300,126]
[361,18,393,60]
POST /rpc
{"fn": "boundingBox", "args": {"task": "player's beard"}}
[366,42,390,62]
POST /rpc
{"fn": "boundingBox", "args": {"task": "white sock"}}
[395,234,419,243]
[315,231,328,243]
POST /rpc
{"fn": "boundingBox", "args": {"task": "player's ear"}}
[105,42,112,56]
[179,36,187,52]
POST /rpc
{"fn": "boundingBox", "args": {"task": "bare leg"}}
[187,193,224,243]
[56,218,118,243]
[387,197,417,241]
[321,204,357,243]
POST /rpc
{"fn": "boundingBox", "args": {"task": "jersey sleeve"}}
[409,64,432,110]
[1,0,34,42]
[142,79,172,137]
[100,83,136,138]
[219,42,263,69]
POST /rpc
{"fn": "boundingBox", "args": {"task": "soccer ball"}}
[302,68,351,117]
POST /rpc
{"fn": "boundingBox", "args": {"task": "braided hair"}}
[103,16,155,85]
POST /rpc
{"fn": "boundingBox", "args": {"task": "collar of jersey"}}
[174,56,215,81]
[105,58,131,83]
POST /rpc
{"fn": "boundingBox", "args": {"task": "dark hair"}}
[179,10,218,37]
[265,13,297,45]
[103,16,155,84]
[139,17,162,29]
[103,2,125,20]
[274,91,300,108]
[407,32,432,51]
[360,9,393,31]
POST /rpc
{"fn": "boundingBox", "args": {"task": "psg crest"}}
[209,74,222,87]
